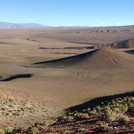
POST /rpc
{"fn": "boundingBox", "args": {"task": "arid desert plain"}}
[0,26,134,131]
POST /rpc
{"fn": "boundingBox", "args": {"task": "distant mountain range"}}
[0,22,133,29]
[0,22,91,29]
[0,22,50,28]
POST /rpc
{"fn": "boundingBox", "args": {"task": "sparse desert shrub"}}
[95,105,102,112]
[32,122,40,127]
[107,126,113,131]
[32,121,49,127]
[98,123,113,131]
[131,97,134,102]
[78,128,85,132]
[104,110,119,122]
[87,108,91,112]
[4,127,14,133]
[15,126,25,133]
[58,115,68,122]
[0,129,5,134]
[111,107,120,112]
[89,108,98,115]
[119,115,130,125]
[74,113,89,120]
[128,105,134,113]
[111,99,116,104]
[27,127,39,134]
[68,112,73,116]
[121,106,128,113]
[82,109,87,112]
[73,111,78,116]
[60,130,72,134]
[67,116,74,121]
[103,106,111,111]
[128,102,134,108]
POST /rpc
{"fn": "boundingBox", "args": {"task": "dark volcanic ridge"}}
[39,46,94,50]
[39,38,134,50]
[0,74,33,82]
[124,49,134,55]
[33,48,134,69]
[106,38,134,48]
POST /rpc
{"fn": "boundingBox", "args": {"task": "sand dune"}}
[33,48,134,69]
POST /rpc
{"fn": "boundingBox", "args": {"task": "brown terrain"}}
[0,26,134,133]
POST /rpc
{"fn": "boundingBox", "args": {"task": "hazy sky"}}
[0,0,134,26]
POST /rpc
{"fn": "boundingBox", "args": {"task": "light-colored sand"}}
[0,27,134,126]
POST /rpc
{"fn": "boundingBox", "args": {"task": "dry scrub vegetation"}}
[56,93,134,133]
[62,96,134,124]
[0,97,45,117]
[0,92,134,133]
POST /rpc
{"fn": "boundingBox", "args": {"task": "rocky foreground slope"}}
[0,91,134,133]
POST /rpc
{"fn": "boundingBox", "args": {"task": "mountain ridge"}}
[0,22,49,29]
